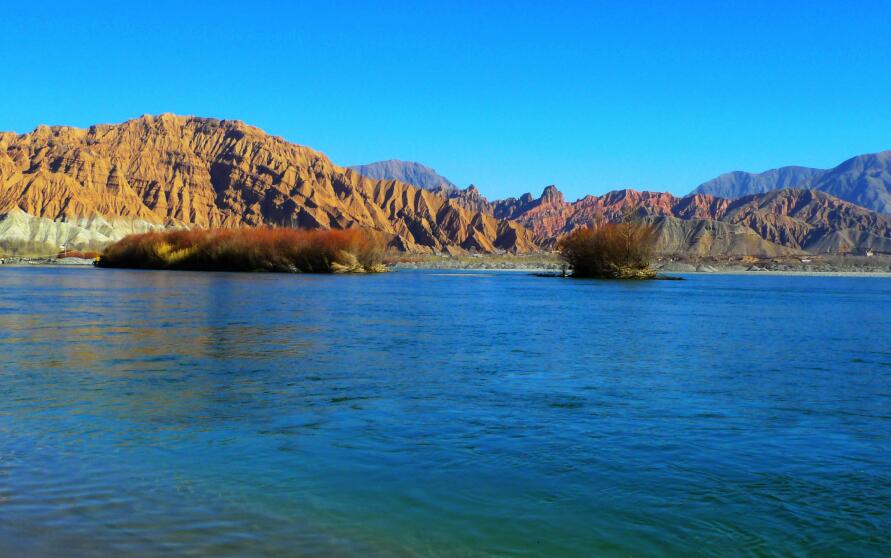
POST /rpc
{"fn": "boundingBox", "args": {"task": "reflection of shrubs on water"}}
[557,219,656,279]
[97,228,387,273]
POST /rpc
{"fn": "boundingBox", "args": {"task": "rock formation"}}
[0,115,537,253]
[445,185,891,255]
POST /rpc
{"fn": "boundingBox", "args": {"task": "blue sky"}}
[2,1,890,200]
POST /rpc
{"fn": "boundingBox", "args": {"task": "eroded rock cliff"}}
[447,184,891,255]
[0,115,537,253]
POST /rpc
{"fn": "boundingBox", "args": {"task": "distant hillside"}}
[691,150,891,214]
[809,151,891,214]
[348,160,458,193]
[694,166,821,198]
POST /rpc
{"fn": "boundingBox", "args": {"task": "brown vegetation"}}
[97,227,386,273]
[0,239,58,257]
[557,218,656,279]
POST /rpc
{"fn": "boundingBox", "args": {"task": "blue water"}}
[1,267,889,557]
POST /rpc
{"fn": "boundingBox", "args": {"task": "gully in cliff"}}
[96,227,388,273]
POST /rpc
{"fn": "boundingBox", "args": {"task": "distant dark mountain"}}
[809,151,891,214]
[348,160,458,193]
[692,150,891,214]
[694,166,821,198]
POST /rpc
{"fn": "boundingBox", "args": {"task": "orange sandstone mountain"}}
[0,115,537,253]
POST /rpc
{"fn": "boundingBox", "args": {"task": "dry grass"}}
[98,227,386,273]
[557,220,656,279]
[0,240,61,258]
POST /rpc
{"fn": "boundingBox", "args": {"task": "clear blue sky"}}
[2,1,890,200]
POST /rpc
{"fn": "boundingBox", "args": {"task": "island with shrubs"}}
[557,217,657,279]
[93,220,659,278]
[97,228,387,273]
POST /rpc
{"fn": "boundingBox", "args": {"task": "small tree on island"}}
[557,211,656,279]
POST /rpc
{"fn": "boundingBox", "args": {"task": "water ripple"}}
[1,267,890,556]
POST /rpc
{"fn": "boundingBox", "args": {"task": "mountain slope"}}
[0,115,536,253]
[809,151,891,214]
[691,151,891,214]
[448,184,891,255]
[646,215,799,257]
[693,166,821,198]
[348,160,458,193]
[716,189,891,253]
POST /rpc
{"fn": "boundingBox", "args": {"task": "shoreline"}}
[671,269,891,277]
[399,267,891,277]
[392,252,891,274]
[6,256,891,277]
[0,257,96,266]
[394,264,891,277]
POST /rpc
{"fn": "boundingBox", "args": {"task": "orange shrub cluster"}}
[557,220,656,278]
[97,227,386,273]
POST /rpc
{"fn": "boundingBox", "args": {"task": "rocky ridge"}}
[442,184,891,256]
[0,115,536,253]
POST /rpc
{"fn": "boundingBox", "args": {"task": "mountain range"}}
[441,185,891,256]
[2,114,890,257]
[691,151,891,214]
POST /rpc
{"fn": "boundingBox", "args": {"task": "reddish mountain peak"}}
[540,185,564,204]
